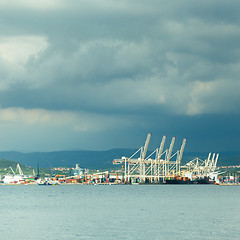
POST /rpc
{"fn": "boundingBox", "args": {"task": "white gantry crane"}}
[182,152,220,179]
[113,133,187,183]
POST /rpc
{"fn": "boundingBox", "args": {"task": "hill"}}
[0,158,35,175]
[0,149,137,169]
[0,150,239,170]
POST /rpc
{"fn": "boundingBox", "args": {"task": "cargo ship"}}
[164,176,195,184]
[196,176,215,184]
[3,174,25,184]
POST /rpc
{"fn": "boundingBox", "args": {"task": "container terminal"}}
[0,133,239,185]
[112,133,222,184]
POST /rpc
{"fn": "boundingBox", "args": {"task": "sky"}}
[0,0,239,153]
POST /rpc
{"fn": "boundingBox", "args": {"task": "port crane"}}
[8,163,24,176]
[113,133,187,183]
[182,152,220,178]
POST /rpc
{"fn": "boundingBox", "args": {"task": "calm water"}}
[0,185,239,240]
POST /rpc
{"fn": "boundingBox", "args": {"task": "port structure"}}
[9,163,24,176]
[182,153,219,178]
[113,133,187,183]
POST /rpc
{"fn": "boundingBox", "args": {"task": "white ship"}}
[3,174,25,184]
[3,163,25,184]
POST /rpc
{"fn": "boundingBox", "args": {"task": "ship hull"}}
[165,179,195,184]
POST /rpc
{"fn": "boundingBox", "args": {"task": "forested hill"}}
[0,158,34,175]
[0,150,239,169]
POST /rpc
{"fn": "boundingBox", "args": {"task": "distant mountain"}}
[0,149,137,169]
[0,150,239,169]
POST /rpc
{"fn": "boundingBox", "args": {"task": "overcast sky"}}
[0,0,239,152]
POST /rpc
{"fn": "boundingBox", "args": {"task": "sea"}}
[0,185,239,240]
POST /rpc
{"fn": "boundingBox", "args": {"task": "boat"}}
[3,174,25,184]
[36,178,59,185]
[164,176,195,184]
[196,176,215,184]
[2,163,27,184]
[38,182,53,185]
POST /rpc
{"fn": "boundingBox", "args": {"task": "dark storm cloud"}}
[0,0,239,151]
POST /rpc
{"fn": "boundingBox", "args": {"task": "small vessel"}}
[36,178,59,185]
[38,182,52,185]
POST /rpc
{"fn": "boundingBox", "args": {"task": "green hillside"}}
[0,158,50,176]
[0,158,33,175]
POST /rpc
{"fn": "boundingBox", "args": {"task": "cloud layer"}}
[0,0,239,152]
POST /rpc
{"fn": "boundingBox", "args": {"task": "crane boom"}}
[206,152,211,167]
[141,133,151,160]
[157,135,166,160]
[214,153,219,169]
[166,137,175,162]
[210,153,216,168]
[177,138,186,163]
[9,166,15,175]
[16,163,23,175]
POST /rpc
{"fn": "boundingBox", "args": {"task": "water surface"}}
[0,185,239,240]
